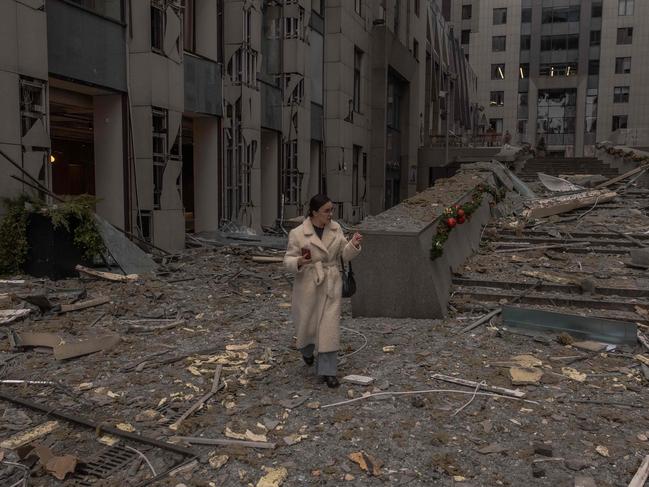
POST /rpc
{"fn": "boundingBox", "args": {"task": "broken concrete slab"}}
[0,309,31,325]
[559,174,608,188]
[94,215,157,275]
[631,248,649,267]
[502,306,637,345]
[53,334,121,360]
[11,331,120,360]
[538,173,584,192]
[523,189,618,219]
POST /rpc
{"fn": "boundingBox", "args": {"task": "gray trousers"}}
[301,344,337,376]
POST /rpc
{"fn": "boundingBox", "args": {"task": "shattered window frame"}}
[20,77,47,143]
[282,140,300,205]
[613,86,630,103]
[152,107,168,210]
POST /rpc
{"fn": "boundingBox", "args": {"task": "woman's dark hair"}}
[307,194,332,217]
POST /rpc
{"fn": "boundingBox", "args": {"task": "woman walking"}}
[283,194,363,388]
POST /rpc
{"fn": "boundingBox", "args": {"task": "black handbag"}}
[340,257,356,298]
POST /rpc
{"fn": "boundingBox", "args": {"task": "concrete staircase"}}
[518,157,619,182]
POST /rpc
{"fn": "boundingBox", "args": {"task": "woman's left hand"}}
[351,232,363,249]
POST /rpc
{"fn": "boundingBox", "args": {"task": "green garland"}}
[430,184,505,260]
[0,195,105,275]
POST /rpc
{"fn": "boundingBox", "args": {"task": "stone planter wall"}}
[351,170,497,319]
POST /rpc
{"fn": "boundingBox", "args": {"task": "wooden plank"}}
[251,256,284,263]
[596,164,649,189]
[629,455,649,487]
[59,296,110,313]
[0,421,59,449]
[169,365,223,431]
[76,265,138,282]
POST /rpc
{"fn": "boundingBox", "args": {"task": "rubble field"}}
[1,184,649,486]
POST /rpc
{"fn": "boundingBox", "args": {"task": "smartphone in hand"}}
[301,247,311,260]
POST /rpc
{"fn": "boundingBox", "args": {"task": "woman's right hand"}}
[297,255,311,267]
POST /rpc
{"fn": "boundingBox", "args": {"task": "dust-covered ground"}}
[1,188,649,487]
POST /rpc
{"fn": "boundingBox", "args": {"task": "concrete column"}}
[193,116,220,233]
[261,129,279,228]
[93,94,125,229]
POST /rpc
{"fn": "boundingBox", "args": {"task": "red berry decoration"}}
[456,209,465,218]
[446,217,457,228]
[457,216,466,224]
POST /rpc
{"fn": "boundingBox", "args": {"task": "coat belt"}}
[312,261,339,298]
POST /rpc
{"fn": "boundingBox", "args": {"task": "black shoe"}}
[324,376,340,388]
[302,355,314,366]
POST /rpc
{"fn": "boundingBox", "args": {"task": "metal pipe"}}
[0,391,195,457]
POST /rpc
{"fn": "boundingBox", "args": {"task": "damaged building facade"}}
[446,0,649,156]
[0,0,475,251]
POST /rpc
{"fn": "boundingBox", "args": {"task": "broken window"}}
[614,86,630,103]
[151,2,165,52]
[612,114,628,131]
[228,47,258,87]
[20,77,47,146]
[615,57,631,74]
[152,107,167,210]
[352,145,361,206]
[283,6,304,39]
[282,140,300,205]
[244,8,252,46]
[353,47,362,112]
[182,0,195,52]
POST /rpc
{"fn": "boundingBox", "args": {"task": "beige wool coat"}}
[284,218,361,353]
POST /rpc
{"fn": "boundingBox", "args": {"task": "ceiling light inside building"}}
[519,67,525,79]
[498,66,504,79]
[49,155,55,163]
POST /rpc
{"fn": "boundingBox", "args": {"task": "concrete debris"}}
[522,189,618,219]
[558,174,608,188]
[0,309,31,324]
[94,214,158,275]
[256,466,288,487]
[0,161,647,486]
[537,173,584,192]
[208,453,229,470]
[341,374,375,385]
[509,367,543,386]
[348,451,382,476]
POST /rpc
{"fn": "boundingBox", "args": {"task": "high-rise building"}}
[447,0,649,156]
